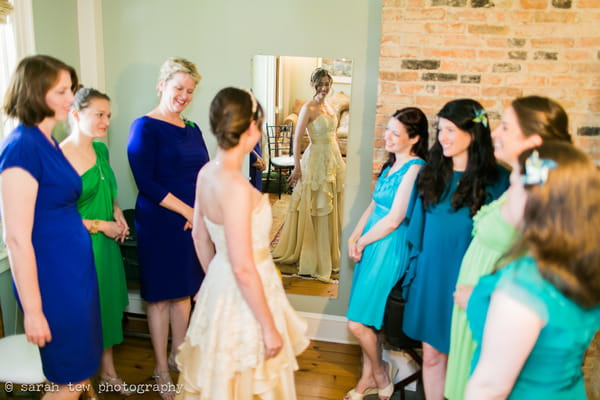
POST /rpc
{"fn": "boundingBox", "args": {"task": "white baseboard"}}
[126,290,357,345]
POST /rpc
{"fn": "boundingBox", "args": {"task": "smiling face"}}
[384,117,417,156]
[158,72,196,114]
[44,69,74,122]
[313,76,332,101]
[74,98,111,139]
[437,117,472,160]
[492,106,527,165]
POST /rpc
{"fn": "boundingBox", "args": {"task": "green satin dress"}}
[78,141,129,348]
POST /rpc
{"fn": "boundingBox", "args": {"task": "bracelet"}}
[89,220,100,235]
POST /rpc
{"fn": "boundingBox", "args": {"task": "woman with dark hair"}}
[445,95,573,400]
[175,87,308,400]
[402,99,509,399]
[61,87,132,395]
[272,68,345,283]
[343,108,428,400]
[466,142,600,399]
[0,55,101,399]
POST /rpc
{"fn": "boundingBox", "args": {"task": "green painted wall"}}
[32,0,382,316]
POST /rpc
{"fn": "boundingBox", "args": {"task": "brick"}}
[382,8,405,21]
[579,37,600,47]
[533,51,558,60]
[440,60,469,71]
[401,59,441,70]
[407,0,426,6]
[573,63,600,74]
[380,81,399,95]
[380,35,403,45]
[424,23,466,34]
[492,63,522,72]
[578,0,600,7]
[482,75,504,85]
[439,85,480,96]
[508,51,528,60]
[416,96,457,109]
[382,21,428,35]
[461,74,482,83]
[528,62,570,73]
[511,11,536,22]
[382,0,406,6]
[425,84,437,94]
[381,94,415,105]
[422,72,458,81]
[506,75,547,86]
[479,49,507,59]
[519,0,548,9]
[472,0,495,7]
[404,8,446,20]
[482,86,524,97]
[468,24,509,34]
[426,48,477,58]
[508,38,527,47]
[447,9,488,21]
[531,38,575,48]
[564,50,593,61]
[432,0,467,5]
[397,84,427,94]
[578,127,600,136]
[380,71,420,81]
[381,46,422,58]
[444,35,487,47]
[552,0,572,8]
[534,11,576,22]
[588,101,600,113]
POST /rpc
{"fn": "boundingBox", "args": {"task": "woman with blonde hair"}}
[128,57,209,400]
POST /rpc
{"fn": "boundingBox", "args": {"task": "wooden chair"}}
[264,124,295,198]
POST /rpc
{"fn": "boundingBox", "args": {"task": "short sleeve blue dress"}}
[0,125,102,384]
[468,256,600,399]
[346,159,424,329]
[127,117,209,302]
[403,167,508,353]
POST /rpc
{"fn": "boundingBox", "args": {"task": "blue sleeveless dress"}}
[0,125,102,384]
[346,159,424,329]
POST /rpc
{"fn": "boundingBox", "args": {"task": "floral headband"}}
[521,150,558,185]
[472,108,488,128]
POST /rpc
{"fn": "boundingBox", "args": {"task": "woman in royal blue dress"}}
[402,99,509,400]
[0,55,101,399]
[127,57,209,400]
[344,108,429,400]
[466,142,600,399]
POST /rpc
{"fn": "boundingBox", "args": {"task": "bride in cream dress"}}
[272,68,345,283]
[176,88,308,400]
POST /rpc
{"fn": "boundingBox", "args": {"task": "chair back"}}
[266,124,294,160]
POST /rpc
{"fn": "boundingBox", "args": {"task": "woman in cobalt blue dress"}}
[344,108,429,400]
[402,99,509,400]
[0,55,101,399]
[127,57,209,400]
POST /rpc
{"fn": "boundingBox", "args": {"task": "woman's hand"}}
[348,237,365,263]
[288,168,302,188]
[24,310,52,347]
[454,285,474,310]
[101,221,128,242]
[252,153,267,172]
[262,325,283,360]
[113,206,130,239]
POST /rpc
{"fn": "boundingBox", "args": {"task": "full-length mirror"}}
[252,55,353,298]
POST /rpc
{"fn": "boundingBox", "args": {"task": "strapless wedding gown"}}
[176,195,309,400]
[272,113,345,282]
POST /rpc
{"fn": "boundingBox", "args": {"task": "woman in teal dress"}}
[466,142,600,399]
[344,108,428,400]
[444,96,573,400]
[61,88,131,394]
[402,99,509,400]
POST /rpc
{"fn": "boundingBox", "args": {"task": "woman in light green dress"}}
[444,96,573,400]
[61,88,131,394]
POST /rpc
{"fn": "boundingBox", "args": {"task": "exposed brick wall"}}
[374,0,600,176]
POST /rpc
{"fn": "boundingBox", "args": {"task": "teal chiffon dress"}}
[346,159,424,329]
[468,256,600,399]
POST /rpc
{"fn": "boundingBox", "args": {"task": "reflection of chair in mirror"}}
[265,124,294,198]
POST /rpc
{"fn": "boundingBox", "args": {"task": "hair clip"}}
[521,150,558,185]
[472,108,488,128]
[242,88,258,115]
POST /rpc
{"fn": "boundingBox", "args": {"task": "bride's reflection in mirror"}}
[252,55,353,298]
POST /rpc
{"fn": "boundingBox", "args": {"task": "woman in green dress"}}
[61,88,131,394]
[444,96,573,399]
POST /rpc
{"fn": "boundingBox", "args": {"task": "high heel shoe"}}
[152,369,176,400]
[378,361,399,400]
[343,387,378,400]
[98,375,135,396]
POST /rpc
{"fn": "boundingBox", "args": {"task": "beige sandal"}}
[152,369,175,400]
[98,375,135,396]
[378,361,399,400]
[343,387,378,400]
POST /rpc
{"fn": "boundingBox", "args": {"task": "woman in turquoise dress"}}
[444,96,573,400]
[466,142,600,399]
[344,108,429,400]
[61,88,131,394]
[402,99,509,400]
